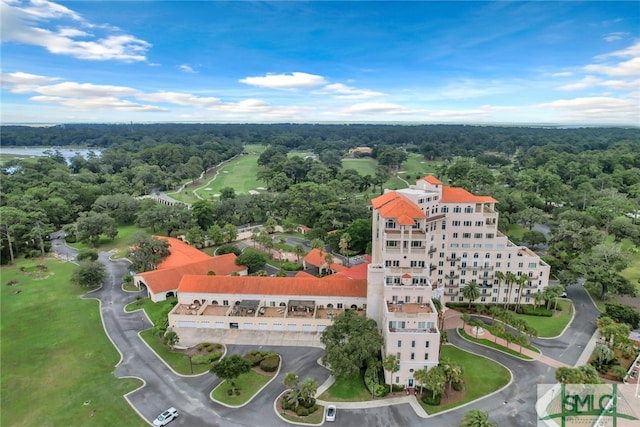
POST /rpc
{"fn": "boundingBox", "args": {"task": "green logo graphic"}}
[537,384,639,427]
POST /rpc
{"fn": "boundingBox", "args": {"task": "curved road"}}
[53,238,601,426]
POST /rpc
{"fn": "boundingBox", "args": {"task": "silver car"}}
[153,407,178,426]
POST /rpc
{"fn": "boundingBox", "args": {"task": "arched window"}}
[212,300,219,305]
[327,303,334,308]
[473,253,479,258]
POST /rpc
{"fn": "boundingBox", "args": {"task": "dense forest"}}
[1,123,639,300]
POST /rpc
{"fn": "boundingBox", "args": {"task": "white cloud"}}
[0,71,61,92]
[336,102,419,116]
[138,91,220,108]
[584,57,640,77]
[537,96,639,123]
[239,72,327,89]
[603,32,629,42]
[179,64,197,73]
[30,95,167,112]
[1,0,151,61]
[32,81,140,97]
[317,83,384,99]
[558,75,601,91]
[552,71,573,77]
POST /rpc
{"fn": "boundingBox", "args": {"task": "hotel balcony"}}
[446,257,461,262]
[386,301,435,318]
[388,267,425,275]
[459,265,494,271]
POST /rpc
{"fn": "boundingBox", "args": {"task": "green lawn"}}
[281,405,326,424]
[1,258,144,427]
[421,344,511,414]
[211,368,275,406]
[505,223,528,243]
[398,153,441,178]
[317,373,371,402]
[512,299,573,337]
[139,330,211,375]
[458,329,536,360]
[124,296,176,324]
[342,158,377,177]
[69,224,150,257]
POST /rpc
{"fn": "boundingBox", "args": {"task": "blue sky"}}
[1,1,638,125]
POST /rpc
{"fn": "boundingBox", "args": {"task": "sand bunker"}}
[248,190,260,195]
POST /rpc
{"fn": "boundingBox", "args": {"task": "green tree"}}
[210,354,252,395]
[513,207,550,230]
[163,329,179,349]
[413,368,429,395]
[339,233,352,265]
[462,281,480,308]
[382,354,400,394]
[185,226,205,247]
[320,310,384,380]
[191,200,215,230]
[293,243,306,263]
[460,409,496,427]
[424,365,446,400]
[220,187,236,200]
[208,224,224,245]
[127,234,171,273]
[223,223,238,243]
[299,377,318,407]
[76,248,99,262]
[235,248,267,273]
[576,243,633,299]
[71,260,107,288]
[76,211,118,247]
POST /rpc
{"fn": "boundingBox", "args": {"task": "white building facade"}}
[368,175,550,388]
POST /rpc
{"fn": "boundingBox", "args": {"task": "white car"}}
[153,407,178,426]
[326,405,336,422]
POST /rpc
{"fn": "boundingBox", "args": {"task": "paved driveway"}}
[54,241,601,426]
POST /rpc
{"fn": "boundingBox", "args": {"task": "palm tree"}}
[504,272,517,309]
[494,271,505,308]
[293,243,305,263]
[532,291,545,310]
[299,377,318,407]
[491,322,505,343]
[283,372,299,390]
[462,281,480,308]
[513,275,529,312]
[324,253,334,274]
[460,409,496,427]
[382,354,400,394]
[339,233,351,266]
[413,368,429,395]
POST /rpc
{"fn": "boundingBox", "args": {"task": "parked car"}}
[153,407,178,426]
[326,405,336,422]
[560,292,568,298]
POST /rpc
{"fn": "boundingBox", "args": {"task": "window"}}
[410,353,415,360]
[441,221,446,230]
[463,220,472,226]
[425,341,430,348]
[475,221,484,226]
[223,300,229,306]
[492,297,497,302]
[412,220,420,229]
[438,261,444,266]
[337,303,343,309]
[442,206,448,213]
[529,262,537,268]
[474,233,483,238]
[395,376,400,384]
[452,220,460,226]
[397,340,402,347]
[386,241,399,247]
[405,295,411,303]
[269,301,275,307]
[411,340,416,348]
[496,262,501,267]
[453,206,461,213]
[385,219,396,228]
[465,206,473,213]
[411,241,423,248]
[424,353,429,360]
[418,321,426,329]
[485,253,491,259]
[496,253,502,259]
[486,234,494,239]
[463,233,471,238]
[453,233,459,238]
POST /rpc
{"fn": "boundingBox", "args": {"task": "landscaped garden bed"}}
[211,351,280,406]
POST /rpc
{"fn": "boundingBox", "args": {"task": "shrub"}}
[364,365,379,396]
[452,381,463,391]
[197,345,203,351]
[309,404,319,414]
[421,391,442,405]
[260,356,280,372]
[296,407,309,417]
[281,261,304,271]
[391,384,405,392]
[302,397,316,409]
[611,366,627,381]
[244,353,264,366]
[227,389,233,396]
[281,398,291,410]
[374,384,388,397]
[605,303,640,329]
[520,306,553,317]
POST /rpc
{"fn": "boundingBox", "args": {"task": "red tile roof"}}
[303,248,344,271]
[178,275,367,297]
[155,237,212,270]
[371,192,426,222]
[139,253,245,294]
[295,271,316,278]
[335,262,369,280]
[423,175,442,185]
[441,186,497,204]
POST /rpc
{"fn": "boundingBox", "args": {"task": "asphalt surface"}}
[52,236,601,426]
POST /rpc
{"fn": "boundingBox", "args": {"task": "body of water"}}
[0,147,102,163]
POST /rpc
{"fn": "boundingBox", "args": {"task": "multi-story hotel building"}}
[153,175,549,390]
[367,175,550,388]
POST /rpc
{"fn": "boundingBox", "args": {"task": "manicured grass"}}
[211,368,275,406]
[1,258,143,427]
[505,223,528,243]
[125,296,177,325]
[69,224,150,257]
[139,330,211,375]
[421,344,511,414]
[458,329,535,360]
[342,158,377,177]
[399,153,441,177]
[512,299,573,337]
[280,405,325,424]
[317,372,371,401]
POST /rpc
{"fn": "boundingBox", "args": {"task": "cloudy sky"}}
[1,0,638,125]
